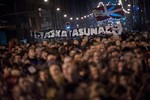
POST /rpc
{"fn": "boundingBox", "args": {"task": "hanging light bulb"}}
[128,4,131,7]
[118,0,130,14]
[44,0,48,2]
[64,14,67,18]
[70,17,73,20]
[56,8,60,11]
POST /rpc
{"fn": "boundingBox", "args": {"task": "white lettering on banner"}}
[105,25,112,34]
[34,32,37,38]
[35,32,44,38]
[78,28,84,36]
[117,23,123,35]
[72,29,79,37]
[61,31,67,37]
[68,30,72,37]
[32,23,123,39]
[44,30,55,38]
[50,30,55,38]
[112,25,119,35]
[44,31,51,38]
[41,32,45,38]
[90,28,98,35]
[98,27,105,34]
[55,30,61,37]
[84,28,90,36]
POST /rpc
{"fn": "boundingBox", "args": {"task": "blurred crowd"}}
[0,32,150,100]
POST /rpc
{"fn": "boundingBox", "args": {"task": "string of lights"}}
[47,0,131,22]
[118,0,130,14]
[42,0,132,29]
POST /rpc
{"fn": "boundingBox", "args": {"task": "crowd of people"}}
[0,32,150,100]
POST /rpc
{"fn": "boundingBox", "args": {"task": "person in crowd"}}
[49,64,65,87]
[0,32,150,100]
[27,48,38,65]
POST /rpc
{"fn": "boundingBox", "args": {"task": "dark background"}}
[0,0,150,44]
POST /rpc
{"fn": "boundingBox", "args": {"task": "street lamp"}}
[64,14,67,18]
[70,17,73,20]
[44,0,48,2]
[76,17,79,20]
[128,4,131,7]
[43,0,59,29]
[56,8,60,11]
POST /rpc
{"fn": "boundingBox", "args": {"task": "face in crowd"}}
[49,64,64,86]
[39,70,48,82]
[28,48,36,59]
[14,54,22,64]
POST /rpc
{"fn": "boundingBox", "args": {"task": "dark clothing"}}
[27,57,38,65]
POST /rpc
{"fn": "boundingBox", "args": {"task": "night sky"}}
[0,0,118,17]
[0,0,150,23]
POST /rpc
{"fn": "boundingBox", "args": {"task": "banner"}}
[31,23,123,39]
[93,3,124,21]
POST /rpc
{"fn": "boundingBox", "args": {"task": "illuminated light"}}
[97,2,105,7]
[64,14,67,18]
[128,9,130,11]
[66,26,70,29]
[38,8,42,11]
[81,17,84,19]
[84,16,87,18]
[56,8,60,11]
[44,0,48,2]
[70,17,73,20]
[118,3,121,5]
[87,15,90,17]
[97,1,130,14]
[128,4,131,7]
[116,21,120,24]
[76,17,79,20]
[97,2,105,6]
[77,24,79,27]
[106,1,110,5]
[118,0,130,14]
[66,22,70,30]
[122,17,126,21]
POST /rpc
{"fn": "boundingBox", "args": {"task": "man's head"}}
[14,54,22,64]
[39,70,48,81]
[28,48,36,59]
[41,50,48,60]
[49,64,64,86]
